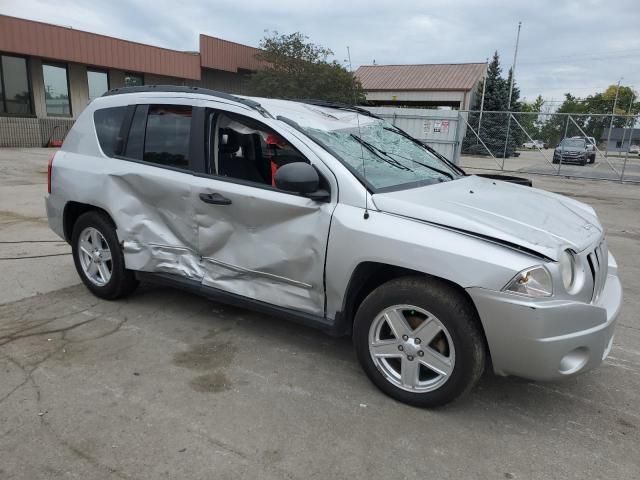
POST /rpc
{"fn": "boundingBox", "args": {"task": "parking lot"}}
[1,148,639,479]
[460,149,640,183]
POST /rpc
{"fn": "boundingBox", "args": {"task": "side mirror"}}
[275,162,318,193]
[275,162,329,201]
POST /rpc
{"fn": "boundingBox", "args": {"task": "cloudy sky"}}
[3,0,640,105]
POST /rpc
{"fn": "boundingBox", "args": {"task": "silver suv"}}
[46,86,622,407]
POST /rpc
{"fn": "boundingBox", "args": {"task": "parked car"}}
[46,86,622,407]
[571,136,597,163]
[629,144,640,154]
[553,138,592,165]
[522,140,546,149]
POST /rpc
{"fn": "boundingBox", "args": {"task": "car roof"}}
[100,85,381,132]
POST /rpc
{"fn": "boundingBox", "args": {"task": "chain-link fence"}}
[457,111,639,182]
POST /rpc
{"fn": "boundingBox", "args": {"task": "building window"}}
[0,54,32,115]
[87,69,109,102]
[43,63,71,116]
[124,72,143,87]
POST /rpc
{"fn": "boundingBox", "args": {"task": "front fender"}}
[325,204,543,318]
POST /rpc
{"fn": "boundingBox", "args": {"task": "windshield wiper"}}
[383,127,465,176]
[350,134,411,171]
[366,141,454,180]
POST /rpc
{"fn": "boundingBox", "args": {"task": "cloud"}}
[3,0,639,103]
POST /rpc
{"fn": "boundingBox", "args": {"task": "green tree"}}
[246,31,365,104]
[520,95,545,140]
[538,94,587,147]
[536,86,639,147]
[462,51,521,157]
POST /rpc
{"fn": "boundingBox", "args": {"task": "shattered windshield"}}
[301,120,462,191]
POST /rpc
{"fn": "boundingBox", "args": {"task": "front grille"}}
[587,240,608,302]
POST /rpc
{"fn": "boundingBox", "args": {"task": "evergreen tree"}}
[461,51,517,157]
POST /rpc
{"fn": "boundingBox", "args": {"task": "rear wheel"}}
[353,277,485,407]
[71,211,138,300]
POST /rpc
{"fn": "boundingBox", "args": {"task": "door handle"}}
[199,192,232,205]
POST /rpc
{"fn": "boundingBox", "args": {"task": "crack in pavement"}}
[0,300,138,479]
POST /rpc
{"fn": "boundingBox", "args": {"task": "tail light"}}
[47,152,56,194]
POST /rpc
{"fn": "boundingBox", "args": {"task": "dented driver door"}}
[191,175,334,316]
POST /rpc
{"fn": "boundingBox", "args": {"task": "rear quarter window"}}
[94,106,126,156]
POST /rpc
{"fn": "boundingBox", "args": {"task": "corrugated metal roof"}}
[0,15,202,79]
[356,63,486,92]
[199,35,266,73]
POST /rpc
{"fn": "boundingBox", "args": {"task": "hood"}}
[556,145,586,153]
[371,176,603,260]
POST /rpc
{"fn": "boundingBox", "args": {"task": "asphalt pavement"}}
[1,148,639,480]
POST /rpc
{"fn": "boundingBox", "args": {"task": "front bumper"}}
[467,270,622,381]
[554,153,588,164]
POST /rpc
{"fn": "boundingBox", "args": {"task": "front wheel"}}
[71,211,138,300]
[353,277,485,408]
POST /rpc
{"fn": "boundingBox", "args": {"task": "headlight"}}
[559,250,576,290]
[503,266,553,297]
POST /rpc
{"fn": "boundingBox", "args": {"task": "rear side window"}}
[143,105,192,168]
[124,106,146,160]
[94,106,126,156]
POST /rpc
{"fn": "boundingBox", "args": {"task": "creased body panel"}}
[110,164,203,280]
[49,151,204,280]
[373,176,602,260]
[191,175,333,315]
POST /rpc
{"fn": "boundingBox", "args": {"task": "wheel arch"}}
[63,201,115,242]
[335,261,490,358]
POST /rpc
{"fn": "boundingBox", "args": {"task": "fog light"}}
[559,347,589,375]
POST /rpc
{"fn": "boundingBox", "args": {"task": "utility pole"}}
[502,21,522,168]
[477,57,489,142]
[506,21,522,111]
[605,78,622,158]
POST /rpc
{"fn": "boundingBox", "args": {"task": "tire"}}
[71,211,138,300]
[580,159,587,166]
[590,155,595,164]
[353,276,485,408]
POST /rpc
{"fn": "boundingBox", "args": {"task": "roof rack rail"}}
[102,85,272,118]
[294,99,381,119]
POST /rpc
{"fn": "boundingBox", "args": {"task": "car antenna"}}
[347,46,369,220]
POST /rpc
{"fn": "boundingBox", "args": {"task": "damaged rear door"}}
[190,110,335,316]
[114,103,202,279]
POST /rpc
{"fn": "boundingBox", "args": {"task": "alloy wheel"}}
[77,226,113,287]
[368,304,455,393]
